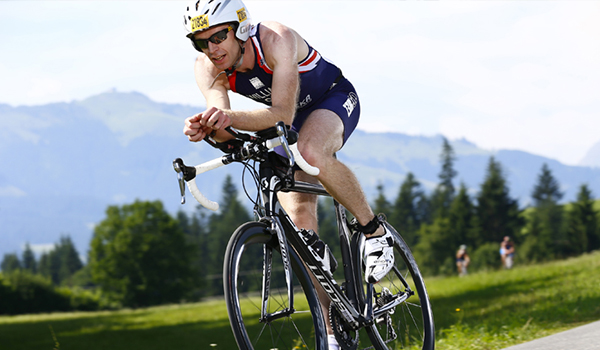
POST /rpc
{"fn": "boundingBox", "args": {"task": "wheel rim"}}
[357,223,435,350]
[225,223,326,350]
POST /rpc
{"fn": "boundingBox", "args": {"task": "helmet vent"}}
[212,3,221,15]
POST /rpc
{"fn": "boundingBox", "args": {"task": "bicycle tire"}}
[355,221,435,350]
[224,221,328,350]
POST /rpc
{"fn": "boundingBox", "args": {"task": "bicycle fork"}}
[259,216,296,323]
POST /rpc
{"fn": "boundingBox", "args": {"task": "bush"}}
[470,242,502,272]
[0,271,104,315]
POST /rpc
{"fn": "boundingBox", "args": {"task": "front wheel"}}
[224,221,328,350]
[355,221,435,350]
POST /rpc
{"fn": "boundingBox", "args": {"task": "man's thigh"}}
[297,109,345,156]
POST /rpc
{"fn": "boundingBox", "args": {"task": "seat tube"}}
[335,200,359,307]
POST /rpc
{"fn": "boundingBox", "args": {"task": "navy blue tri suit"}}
[227,23,360,145]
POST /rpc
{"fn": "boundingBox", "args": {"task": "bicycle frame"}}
[174,124,432,349]
[255,153,376,329]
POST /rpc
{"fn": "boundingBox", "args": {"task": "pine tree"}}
[439,137,457,195]
[532,163,563,205]
[410,138,459,276]
[392,172,427,246]
[474,156,522,246]
[522,163,565,261]
[566,184,599,254]
[1,253,21,273]
[177,206,209,299]
[448,183,476,248]
[56,236,84,286]
[373,183,392,217]
[37,236,83,285]
[22,243,37,274]
[414,184,477,276]
[430,138,457,219]
[38,248,61,285]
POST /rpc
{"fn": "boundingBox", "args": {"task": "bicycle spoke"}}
[225,222,326,350]
[359,224,435,350]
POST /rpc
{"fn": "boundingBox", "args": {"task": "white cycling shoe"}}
[363,225,395,283]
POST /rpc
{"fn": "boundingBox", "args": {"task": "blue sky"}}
[1,1,599,166]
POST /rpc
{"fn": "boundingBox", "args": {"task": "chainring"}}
[329,305,359,350]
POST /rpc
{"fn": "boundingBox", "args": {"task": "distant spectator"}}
[456,245,470,277]
[500,236,515,269]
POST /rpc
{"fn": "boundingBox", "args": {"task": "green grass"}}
[428,251,600,349]
[1,252,599,350]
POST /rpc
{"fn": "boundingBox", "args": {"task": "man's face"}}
[193,24,239,69]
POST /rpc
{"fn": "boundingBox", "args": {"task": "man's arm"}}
[224,22,300,131]
[184,54,233,142]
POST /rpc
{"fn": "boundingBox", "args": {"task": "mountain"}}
[2,90,600,260]
[579,139,600,168]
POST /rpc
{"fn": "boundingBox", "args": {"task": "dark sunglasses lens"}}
[191,27,230,51]
[212,29,229,43]
[194,39,209,50]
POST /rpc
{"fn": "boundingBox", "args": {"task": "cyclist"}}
[181,0,394,347]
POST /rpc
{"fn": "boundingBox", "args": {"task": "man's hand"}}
[183,107,232,142]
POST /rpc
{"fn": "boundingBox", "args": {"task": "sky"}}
[1,1,599,166]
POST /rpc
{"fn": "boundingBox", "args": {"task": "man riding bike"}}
[181,1,395,348]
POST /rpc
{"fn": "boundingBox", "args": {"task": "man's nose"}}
[207,41,220,53]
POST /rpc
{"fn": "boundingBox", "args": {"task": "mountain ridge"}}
[1,90,599,260]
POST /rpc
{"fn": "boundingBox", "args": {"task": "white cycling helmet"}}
[183,0,252,41]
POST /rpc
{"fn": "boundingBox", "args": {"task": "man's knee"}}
[297,110,344,162]
[296,142,333,170]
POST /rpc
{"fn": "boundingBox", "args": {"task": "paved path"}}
[503,320,600,350]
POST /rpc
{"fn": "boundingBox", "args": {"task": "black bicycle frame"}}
[256,156,374,329]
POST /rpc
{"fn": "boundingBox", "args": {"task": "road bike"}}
[173,122,435,350]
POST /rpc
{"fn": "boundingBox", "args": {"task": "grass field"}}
[1,251,599,350]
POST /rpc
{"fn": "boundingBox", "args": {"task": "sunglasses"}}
[190,25,234,52]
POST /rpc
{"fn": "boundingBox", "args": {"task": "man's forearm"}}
[226,105,295,132]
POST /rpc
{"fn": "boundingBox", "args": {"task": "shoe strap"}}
[351,215,382,235]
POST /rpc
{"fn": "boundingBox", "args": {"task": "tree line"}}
[381,139,600,275]
[2,139,599,313]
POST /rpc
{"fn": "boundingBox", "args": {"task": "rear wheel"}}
[355,220,435,350]
[224,221,328,350]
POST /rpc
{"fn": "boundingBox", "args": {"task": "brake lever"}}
[173,160,186,204]
[276,121,295,168]
[173,158,196,205]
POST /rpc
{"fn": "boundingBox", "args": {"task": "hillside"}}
[1,90,600,260]
[1,251,599,350]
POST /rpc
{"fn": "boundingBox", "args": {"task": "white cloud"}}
[28,243,55,256]
[0,186,26,197]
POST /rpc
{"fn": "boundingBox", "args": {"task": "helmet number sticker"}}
[191,14,209,31]
[237,8,247,22]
